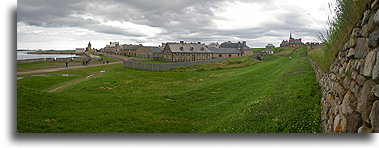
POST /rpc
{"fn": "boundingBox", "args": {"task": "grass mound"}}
[171,56,259,72]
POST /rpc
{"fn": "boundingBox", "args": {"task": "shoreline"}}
[26,51,82,55]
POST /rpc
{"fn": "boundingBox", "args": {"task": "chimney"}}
[197,42,201,44]
[237,41,241,48]
[180,41,184,44]
[242,41,247,46]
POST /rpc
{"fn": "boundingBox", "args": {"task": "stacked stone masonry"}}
[309,0,379,133]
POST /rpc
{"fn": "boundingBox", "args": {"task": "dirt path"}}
[17,61,123,76]
[47,72,102,92]
[47,77,87,92]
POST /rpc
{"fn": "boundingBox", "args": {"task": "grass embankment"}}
[17,46,321,133]
[142,60,174,63]
[252,48,265,52]
[97,55,118,62]
[172,56,259,72]
[308,0,372,72]
[274,47,297,56]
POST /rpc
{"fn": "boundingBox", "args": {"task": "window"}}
[190,47,194,51]
[179,46,183,51]
[200,47,204,51]
[219,54,222,57]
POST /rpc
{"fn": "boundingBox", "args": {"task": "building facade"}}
[101,41,253,62]
[75,48,85,53]
[280,33,304,47]
[120,44,140,56]
[262,43,275,54]
[161,41,213,62]
[209,48,243,58]
[135,46,161,59]
[104,42,120,53]
[208,42,220,48]
[219,41,253,56]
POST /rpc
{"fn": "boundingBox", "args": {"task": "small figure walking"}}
[65,62,68,68]
[289,56,292,60]
[106,60,109,64]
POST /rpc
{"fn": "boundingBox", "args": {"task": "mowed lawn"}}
[17,46,322,133]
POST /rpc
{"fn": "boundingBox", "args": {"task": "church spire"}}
[290,32,293,39]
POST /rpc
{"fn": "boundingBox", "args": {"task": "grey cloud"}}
[18,0,324,48]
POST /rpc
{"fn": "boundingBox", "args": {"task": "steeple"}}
[87,41,92,53]
[290,32,293,39]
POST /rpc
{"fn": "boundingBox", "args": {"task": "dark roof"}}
[266,43,275,47]
[240,46,251,50]
[165,43,212,53]
[220,41,251,50]
[208,48,243,54]
[145,46,161,53]
[123,45,140,50]
[220,42,239,48]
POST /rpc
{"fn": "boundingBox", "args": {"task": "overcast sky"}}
[17,0,333,50]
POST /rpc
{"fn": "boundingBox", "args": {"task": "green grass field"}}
[17,56,118,72]
[172,56,259,72]
[17,46,321,133]
[17,61,80,72]
[252,48,265,52]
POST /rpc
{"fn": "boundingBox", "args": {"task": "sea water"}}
[17,51,78,60]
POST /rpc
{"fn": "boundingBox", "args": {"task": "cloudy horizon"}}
[17,0,333,50]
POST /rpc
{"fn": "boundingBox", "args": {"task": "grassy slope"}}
[172,56,259,72]
[17,46,321,133]
[96,55,118,62]
[308,0,372,72]
[252,48,265,52]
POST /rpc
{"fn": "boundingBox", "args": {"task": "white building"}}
[75,48,85,53]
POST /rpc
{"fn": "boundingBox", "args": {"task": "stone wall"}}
[309,0,379,133]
